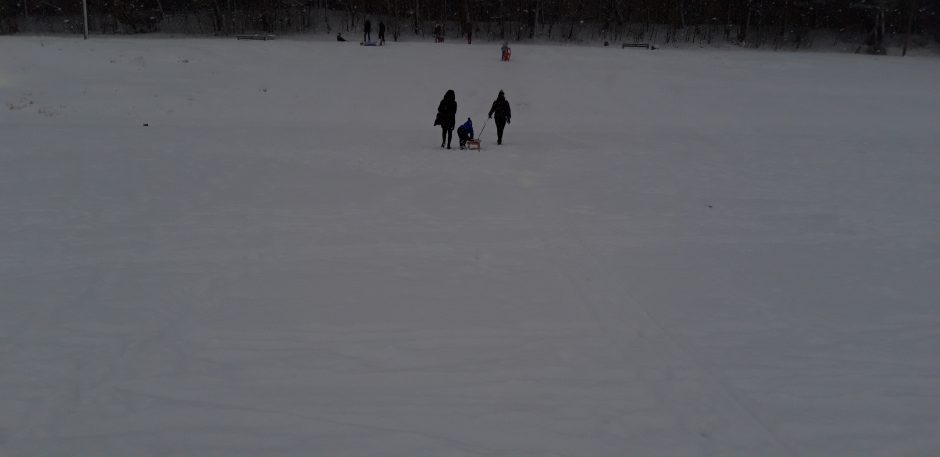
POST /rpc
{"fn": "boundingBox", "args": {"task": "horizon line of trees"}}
[2,0,939,53]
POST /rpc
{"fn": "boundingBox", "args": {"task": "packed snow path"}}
[2,37,940,457]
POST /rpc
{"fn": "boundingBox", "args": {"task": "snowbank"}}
[2,37,939,456]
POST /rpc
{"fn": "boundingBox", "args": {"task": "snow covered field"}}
[2,36,940,456]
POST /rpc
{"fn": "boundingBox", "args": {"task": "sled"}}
[360,41,380,46]
[468,119,488,150]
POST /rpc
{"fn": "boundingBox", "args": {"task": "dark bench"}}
[236,34,276,41]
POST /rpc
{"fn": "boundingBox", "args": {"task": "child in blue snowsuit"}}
[456,118,474,149]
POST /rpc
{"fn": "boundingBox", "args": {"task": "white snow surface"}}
[2,37,940,457]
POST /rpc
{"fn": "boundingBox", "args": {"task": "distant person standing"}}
[434,90,457,149]
[488,90,511,145]
[378,21,386,45]
[336,32,346,42]
[364,19,372,43]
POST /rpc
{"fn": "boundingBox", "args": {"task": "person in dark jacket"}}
[487,90,511,145]
[336,33,346,42]
[456,118,474,149]
[433,90,457,149]
[378,22,386,45]
[364,19,372,43]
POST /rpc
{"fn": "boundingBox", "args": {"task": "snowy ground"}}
[2,36,940,457]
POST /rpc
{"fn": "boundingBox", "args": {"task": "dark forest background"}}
[2,0,938,53]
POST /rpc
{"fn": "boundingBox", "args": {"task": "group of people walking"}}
[434,90,512,149]
[342,19,386,44]
[362,19,386,44]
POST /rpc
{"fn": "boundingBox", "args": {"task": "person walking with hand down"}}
[488,90,511,145]
[434,90,457,149]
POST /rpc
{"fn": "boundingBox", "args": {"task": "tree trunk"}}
[676,0,685,29]
[533,0,541,39]
[903,0,917,56]
[413,0,419,35]
[499,0,505,40]
[741,0,752,44]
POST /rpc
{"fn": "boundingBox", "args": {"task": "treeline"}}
[2,0,939,53]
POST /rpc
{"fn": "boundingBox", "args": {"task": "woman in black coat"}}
[488,90,511,145]
[434,90,457,149]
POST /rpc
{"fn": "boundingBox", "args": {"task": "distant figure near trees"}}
[378,21,386,45]
[364,19,372,43]
[336,33,346,42]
